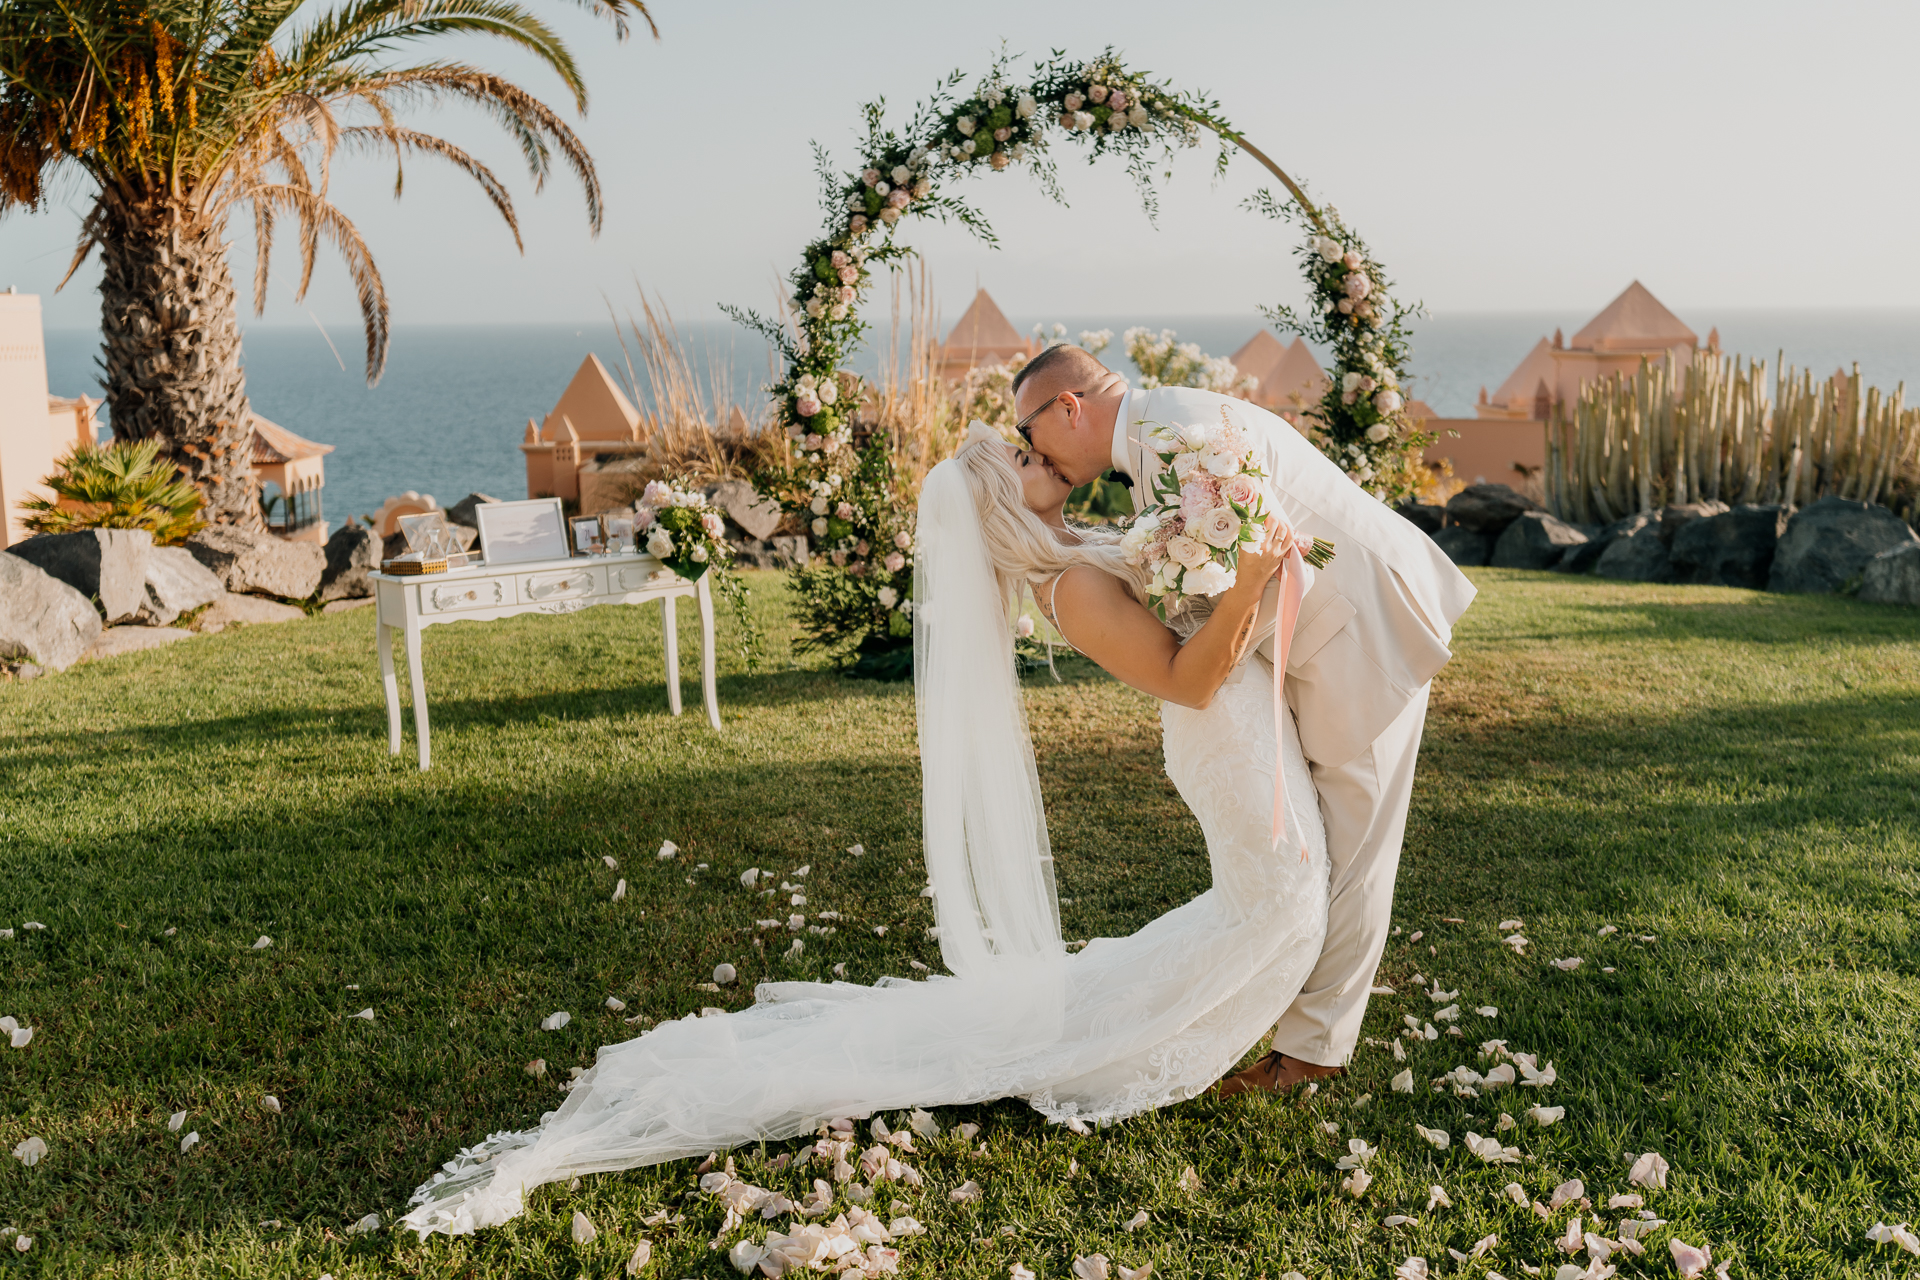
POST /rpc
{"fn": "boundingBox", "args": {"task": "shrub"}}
[22,438,206,544]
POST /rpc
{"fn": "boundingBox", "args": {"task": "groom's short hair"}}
[1011,344,1108,399]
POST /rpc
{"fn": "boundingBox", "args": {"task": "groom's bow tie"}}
[1103,469,1133,488]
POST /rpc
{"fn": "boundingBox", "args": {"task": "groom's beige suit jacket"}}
[1119,387,1476,768]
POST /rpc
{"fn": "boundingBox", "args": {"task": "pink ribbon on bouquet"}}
[1269,542,1310,861]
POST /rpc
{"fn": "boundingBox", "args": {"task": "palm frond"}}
[252,181,388,382]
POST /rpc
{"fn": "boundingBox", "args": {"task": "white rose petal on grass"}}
[570,1211,597,1244]
[180,1131,201,1153]
[1389,1067,1414,1093]
[784,939,804,960]
[541,1011,571,1031]
[1669,1238,1713,1278]
[347,1212,381,1236]
[1433,1004,1461,1023]
[1336,1139,1377,1170]
[1463,1132,1520,1164]
[1503,933,1530,954]
[1393,1256,1427,1280]
[605,996,627,1012]
[1415,1124,1451,1150]
[262,1095,281,1114]
[603,855,619,870]
[1529,1105,1565,1127]
[1627,1151,1669,1189]
[832,963,847,978]
[1341,1166,1373,1198]
[1552,957,1583,972]
[1072,1255,1110,1280]
[612,879,628,902]
[1867,1222,1920,1255]
[350,1008,375,1022]
[1477,1006,1499,1018]
[1549,1179,1585,1211]
[949,1179,983,1203]
[1496,1112,1518,1132]
[1428,1184,1452,1210]
[1484,1064,1516,1089]
[525,1058,547,1076]
[9,1026,32,1049]
[1384,1214,1419,1227]
[1556,1216,1583,1253]
[1607,1193,1644,1210]
[1370,984,1396,995]
[12,1136,47,1166]
[656,841,678,860]
[1518,1060,1556,1088]
[714,963,737,985]
[1011,1266,1038,1280]
[1597,924,1618,937]
[847,844,865,857]
[1503,1182,1529,1206]
[1124,1210,1150,1231]
[1178,1165,1202,1193]
[1393,1038,1407,1062]
[251,935,273,949]
[625,1238,653,1274]
[11,1236,30,1253]
[167,1110,187,1132]
[1471,1233,1498,1257]
[740,868,760,889]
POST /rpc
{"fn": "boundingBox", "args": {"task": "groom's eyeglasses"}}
[1014,390,1085,446]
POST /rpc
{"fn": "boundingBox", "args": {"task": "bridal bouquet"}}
[1120,406,1333,619]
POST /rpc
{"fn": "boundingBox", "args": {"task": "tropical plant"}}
[21,437,205,542]
[0,0,652,527]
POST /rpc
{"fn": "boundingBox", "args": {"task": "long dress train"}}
[402,655,1328,1236]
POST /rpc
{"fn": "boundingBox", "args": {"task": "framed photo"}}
[474,497,570,565]
[571,515,606,555]
[604,514,635,554]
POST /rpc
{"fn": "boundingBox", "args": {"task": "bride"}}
[402,422,1329,1237]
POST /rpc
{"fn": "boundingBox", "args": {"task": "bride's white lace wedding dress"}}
[402,445,1329,1238]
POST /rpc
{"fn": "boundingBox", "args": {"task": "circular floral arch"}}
[732,50,1429,663]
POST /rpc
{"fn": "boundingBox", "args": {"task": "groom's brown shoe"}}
[1212,1050,1345,1099]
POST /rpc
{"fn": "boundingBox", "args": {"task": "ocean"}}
[43,310,1920,528]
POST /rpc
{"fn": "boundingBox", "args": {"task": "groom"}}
[1012,344,1476,1095]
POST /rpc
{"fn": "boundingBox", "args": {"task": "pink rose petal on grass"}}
[1627,1151,1669,1189]
[1669,1238,1712,1278]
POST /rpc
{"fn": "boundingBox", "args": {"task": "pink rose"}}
[1198,506,1242,549]
[847,560,865,576]
[989,152,1009,171]
[702,512,725,539]
[883,551,905,573]
[634,505,656,530]
[1344,273,1371,300]
[1179,475,1220,523]
[993,127,1011,142]
[1223,473,1259,507]
[893,531,912,550]
[804,433,823,450]
[854,540,869,555]
[1166,535,1209,570]
[887,188,910,209]
[1108,89,1128,111]
[849,215,869,234]
[837,286,855,304]
[796,395,821,418]
[831,550,848,567]
[1088,84,1108,104]
[862,169,880,187]
[1342,251,1363,270]
[837,266,859,285]
[831,250,849,268]
[836,502,855,520]
[879,207,901,225]
[642,480,673,507]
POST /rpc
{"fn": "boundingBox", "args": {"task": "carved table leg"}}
[697,575,721,731]
[662,594,683,716]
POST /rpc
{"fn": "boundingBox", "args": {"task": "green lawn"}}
[1,569,1916,1278]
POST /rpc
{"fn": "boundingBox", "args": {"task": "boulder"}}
[710,479,785,542]
[1491,511,1590,570]
[444,493,500,530]
[1432,526,1493,567]
[85,625,195,661]
[1555,511,1654,575]
[1858,542,1920,606]
[186,526,325,600]
[1594,529,1674,583]
[322,597,376,614]
[320,524,381,601]
[5,528,153,623]
[197,591,306,633]
[769,535,810,568]
[1393,502,1446,535]
[1669,504,1789,589]
[0,553,103,671]
[1767,496,1920,595]
[1444,483,1544,535]
[1656,500,1731,544]
[138,546,224,625]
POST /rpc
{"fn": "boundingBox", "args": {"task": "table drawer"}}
[518,565,602,604]
[608,562,676,593]
[422,577,512,615]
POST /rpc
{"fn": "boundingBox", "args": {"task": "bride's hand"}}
[1233,516,1298,587]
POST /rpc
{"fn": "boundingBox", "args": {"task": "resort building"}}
[252,416,335,542]
[520,353,648,512]
[932,289,1040,382]
[1228,330,1330,423]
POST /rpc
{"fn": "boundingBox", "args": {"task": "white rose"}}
[1016,94,1036,118]
[1013,614,1034,638]
[961,139,976,154]
[1064,91,1084,111]
[913,178,932,198]
[1010,143,1027,161]
[1073,111,1094,131]
[891,165,910,185]
[1198,506,1242,549]
[811,517,828,536]
[1129,104,1148,127]
[1172,451,1201,480]
[1183,560,1236,596]
[829,303,849,318]
[806,299,824,319]
[1202,448,1239,478]
[1373,389,1402,415]
[956,116,976,137]
[691,544,708,563]
[878,207,900,225]
[877,586,898,609]
[818,378,839,406]
[1365,423,1391,443]
[647,529,674,557]
[810,496,829,516]
[1166,535,1209,570]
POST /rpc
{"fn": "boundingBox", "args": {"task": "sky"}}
[6,0,1918,336]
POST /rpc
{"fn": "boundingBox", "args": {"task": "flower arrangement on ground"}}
[1124,407,1335,620]
[638,478,763,671]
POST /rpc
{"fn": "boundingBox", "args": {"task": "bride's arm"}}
[1051,521,1295,710]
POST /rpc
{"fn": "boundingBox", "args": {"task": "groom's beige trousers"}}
[1270,682,1432,1068]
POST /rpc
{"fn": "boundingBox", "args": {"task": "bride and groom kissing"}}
[402,342,1476,1238]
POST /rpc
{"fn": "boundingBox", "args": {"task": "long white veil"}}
[913,431,1065,976]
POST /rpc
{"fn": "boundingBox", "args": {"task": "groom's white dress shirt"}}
[1110,387,1476,1066]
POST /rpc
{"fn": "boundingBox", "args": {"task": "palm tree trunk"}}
[97,194,262,530]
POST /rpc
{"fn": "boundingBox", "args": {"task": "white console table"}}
[371,552,720,770]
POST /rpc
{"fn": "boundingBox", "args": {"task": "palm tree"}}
[0,0,652,527]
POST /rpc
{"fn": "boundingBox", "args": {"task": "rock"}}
[1594,528,1674,583]
[1491,511,1590,570]
[197,591,306,633]
[710,480,785,542]
[5,528,153,623]
[1767,496,1920,595]
[1432,526,1493,567]
[137,546,224,625]
[1555,511,1654,575]
[1859,542,1920,605]
[769,535,810,568]
[0,553,103,671]
[1393,502,1446,535]
[186,526,325,600]
[85,625,196,661]
[1669,505,1789,589]
[322,597,376,614]
[444,493,500,529]
[1657,500,1730,545]
[320,525,381,601]
[1444,483,1544,535]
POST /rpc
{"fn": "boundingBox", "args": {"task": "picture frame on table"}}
[571,515,606,555]
[474,497,570,565]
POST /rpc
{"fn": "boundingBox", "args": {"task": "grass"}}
[1,568,1916,1278]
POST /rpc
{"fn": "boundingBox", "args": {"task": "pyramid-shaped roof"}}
[940,289,1030,355]
[1490,337,1558,408]
[1263,336,1329,410]
[1568,281,1696,352]
[541,353,641,442]
[1229,329,1288,382]
[250,413,334,464]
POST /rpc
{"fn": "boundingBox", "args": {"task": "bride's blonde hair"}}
[955,437,1148,614]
